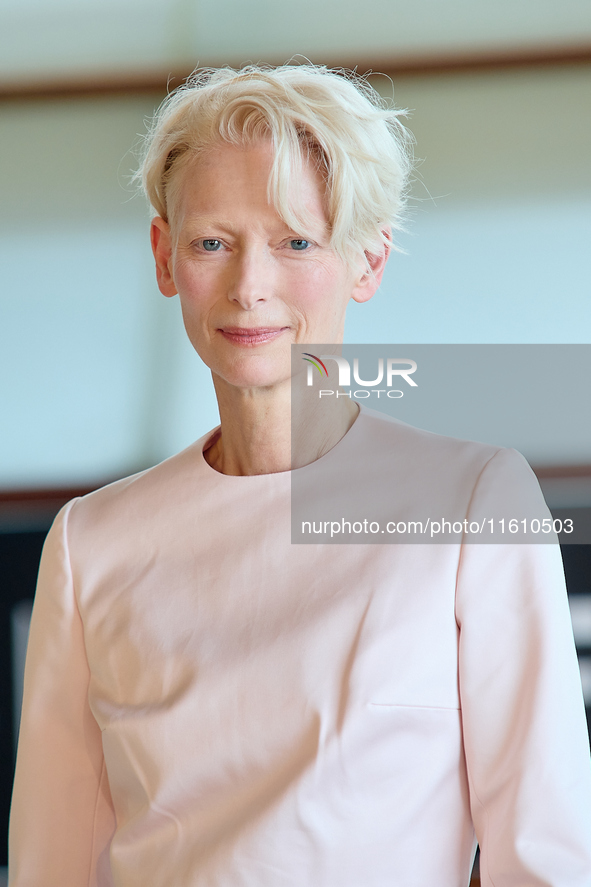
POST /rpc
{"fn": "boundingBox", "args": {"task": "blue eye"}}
[202,239,222,251]
[290,239,310,250]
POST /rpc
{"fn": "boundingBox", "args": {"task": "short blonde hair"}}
[136,63,414,261]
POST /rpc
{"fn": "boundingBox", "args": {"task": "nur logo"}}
[301,352,418,399]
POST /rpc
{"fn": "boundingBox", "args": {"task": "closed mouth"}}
[219,327,289,345]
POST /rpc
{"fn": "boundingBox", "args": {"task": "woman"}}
[9,64,591,886]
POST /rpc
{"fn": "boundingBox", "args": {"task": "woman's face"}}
[151,140,386,393]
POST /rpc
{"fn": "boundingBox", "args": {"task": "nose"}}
[228,248,272,310]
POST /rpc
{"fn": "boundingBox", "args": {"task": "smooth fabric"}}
[9,408,591,886]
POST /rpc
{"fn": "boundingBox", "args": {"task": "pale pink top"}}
[9,409,591,886]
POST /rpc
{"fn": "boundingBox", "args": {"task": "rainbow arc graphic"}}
[302,353,328,377]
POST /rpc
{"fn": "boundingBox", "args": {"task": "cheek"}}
[297,268,352,318]
[173,275,216,350]
[173,259,204,294]
[294,264,344,304]
[173,262,218,317]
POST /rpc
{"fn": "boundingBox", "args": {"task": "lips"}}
[219,327,288,346]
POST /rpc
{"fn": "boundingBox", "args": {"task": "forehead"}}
[181,140,276,205]
[168,139,328,231]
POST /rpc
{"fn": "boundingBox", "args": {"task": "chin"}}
[214,355,293,392]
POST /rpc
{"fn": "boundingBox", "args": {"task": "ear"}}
[150,217,177,297]
[351,229,391,305]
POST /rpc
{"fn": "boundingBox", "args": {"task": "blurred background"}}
[0,0,590,880]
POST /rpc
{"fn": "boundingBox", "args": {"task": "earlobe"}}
[150,217,178,298]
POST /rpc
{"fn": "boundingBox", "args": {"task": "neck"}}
[205,375,359,476]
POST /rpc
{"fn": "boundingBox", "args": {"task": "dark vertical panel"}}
[561,544,591,735]
[0,531,47,866]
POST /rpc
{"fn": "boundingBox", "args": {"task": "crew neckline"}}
[199,403,365,480]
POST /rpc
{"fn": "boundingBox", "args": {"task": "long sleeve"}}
[9,501,116,887]
[456,449,591,885]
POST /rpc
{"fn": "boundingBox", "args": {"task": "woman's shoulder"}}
[358,404,541,493]
[294,405,548,544]
[356,405,509,469]
[64,427,219,541]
